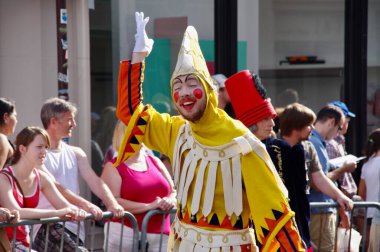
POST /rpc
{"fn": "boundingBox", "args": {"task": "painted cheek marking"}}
[193,88,203,99]
[173,92,179,103]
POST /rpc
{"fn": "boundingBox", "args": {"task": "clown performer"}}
[115,12,305,251]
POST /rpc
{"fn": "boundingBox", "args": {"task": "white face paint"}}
[172,74,207,122]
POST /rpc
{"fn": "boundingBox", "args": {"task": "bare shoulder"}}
[0,172,11,187]
[37,169,53,187]
[0,135,10,156]
[101,161,121,184]
[0,134,9,144]
[37,169,52,181]
[102,161,118,176]
[37,164,56,181]
[69,145,87,158]
[68,145,93,175]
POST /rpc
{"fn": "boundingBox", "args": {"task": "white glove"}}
[133,12,154,56]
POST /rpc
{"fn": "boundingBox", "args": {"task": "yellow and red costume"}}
[116,26,304,251]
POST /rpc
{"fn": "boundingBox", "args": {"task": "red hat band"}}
[225,70,277,128]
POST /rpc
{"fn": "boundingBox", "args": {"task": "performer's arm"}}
[115,12,183,162]
[242,152,305,252]
[116,11,154,125]
[116,60,145,125]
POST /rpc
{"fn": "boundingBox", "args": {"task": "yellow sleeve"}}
[115,59,185,165]
[143,108,184,161]
[241,152,305,251]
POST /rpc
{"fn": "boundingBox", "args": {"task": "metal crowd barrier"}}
[97,211,139,252]
[1,202,378,252]
[0,211,138,252]
[140,208,177,252]
[310,201,380,252]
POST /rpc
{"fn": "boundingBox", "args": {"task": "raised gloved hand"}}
[133,12,154,56]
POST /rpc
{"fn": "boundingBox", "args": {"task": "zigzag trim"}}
[114,104,151,167]
[179,210,244,230]
[258,202,294,252]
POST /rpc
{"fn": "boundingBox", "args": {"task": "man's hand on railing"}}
[80,202,103,220]
[336,194,353,212]
[0,208,19,224]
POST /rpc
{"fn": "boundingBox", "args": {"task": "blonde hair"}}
[112,121,126,152]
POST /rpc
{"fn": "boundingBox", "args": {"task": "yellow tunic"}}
[116,61,304,251]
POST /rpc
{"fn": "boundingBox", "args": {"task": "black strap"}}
[1,170,25,207]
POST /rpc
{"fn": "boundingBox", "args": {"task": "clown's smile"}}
[180,98,196,111]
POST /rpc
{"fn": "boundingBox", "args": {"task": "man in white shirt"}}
[33,97,124,252]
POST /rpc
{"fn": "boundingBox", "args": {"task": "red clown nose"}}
[225,70,276,128]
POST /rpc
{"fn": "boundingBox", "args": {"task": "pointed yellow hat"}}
[171,26,214,89]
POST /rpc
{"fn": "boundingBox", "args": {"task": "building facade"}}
[1,0,379,162]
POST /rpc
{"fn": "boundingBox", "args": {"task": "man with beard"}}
[115,11,304,252]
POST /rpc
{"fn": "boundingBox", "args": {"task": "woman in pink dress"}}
[101,121,176,251]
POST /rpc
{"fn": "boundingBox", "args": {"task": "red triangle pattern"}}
[131,126,144,136]
[258,203,289,245]
[179,210,241,230]
[119,109,150,162]
[220,215,234,229]
[182,211,190,223]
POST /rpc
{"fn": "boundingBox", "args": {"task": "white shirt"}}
[36,141,84,241]
[361,155,380,218]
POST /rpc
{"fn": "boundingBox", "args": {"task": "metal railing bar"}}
[310,201,380,252]
[140,208,176,252]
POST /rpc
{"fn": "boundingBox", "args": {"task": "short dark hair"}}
[0,98,16,126]
[279,103,316,136]
[365,128,380,159]
[316,105,344,126]
[40,97,77,129]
